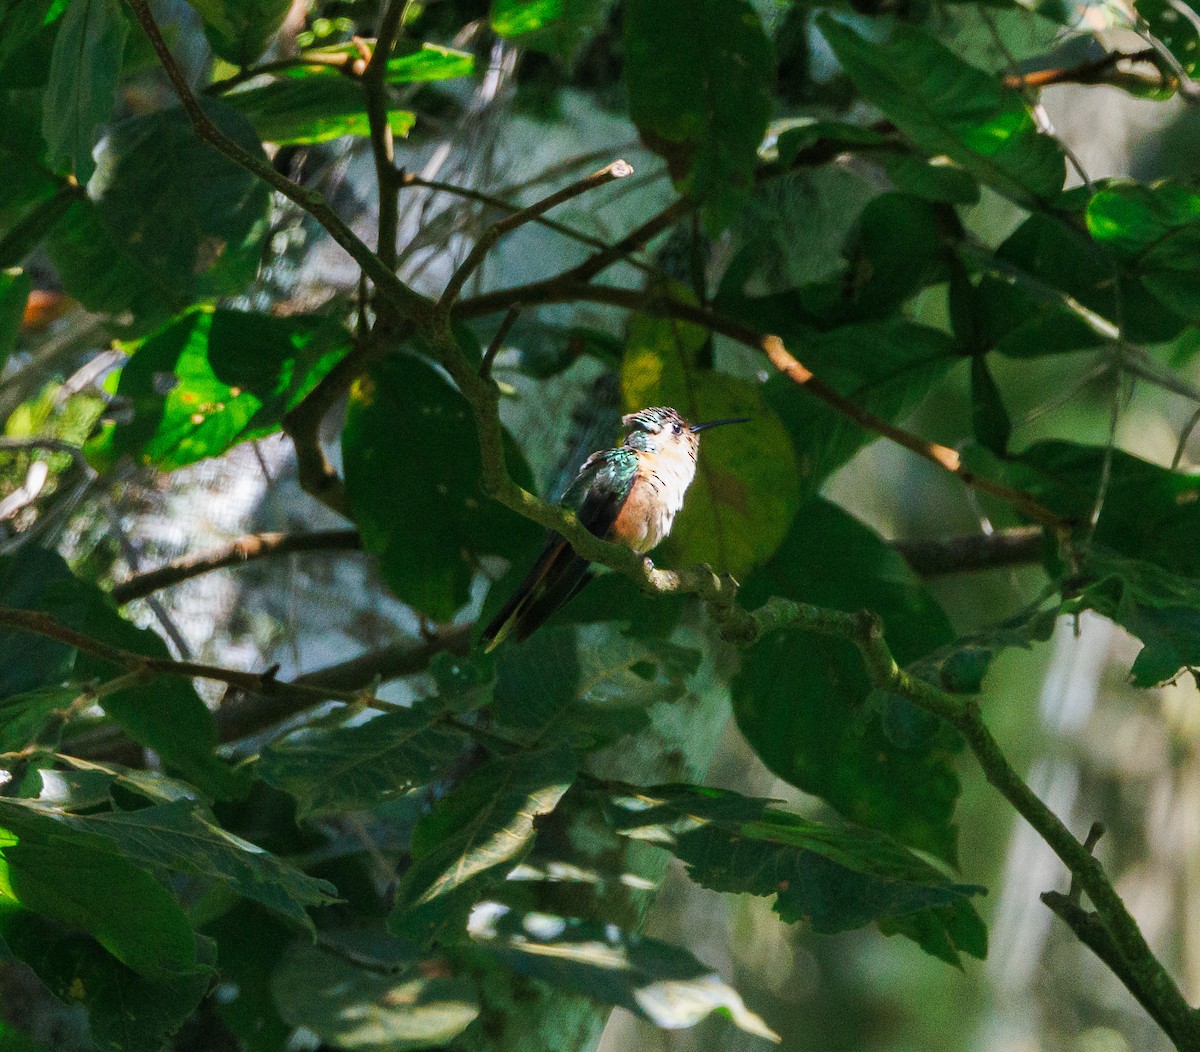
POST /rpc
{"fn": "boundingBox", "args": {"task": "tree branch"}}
[125,0,434,329]
[1004,48,1161,90]
[454,281,1071,532]
[893,526,1046,577]
[439,160,634,308]
[364,1,409,271]
[109,529,363,605]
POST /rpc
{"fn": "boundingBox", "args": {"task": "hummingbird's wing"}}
[481,448,638,650]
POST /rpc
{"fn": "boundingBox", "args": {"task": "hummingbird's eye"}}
[672,421,682,435]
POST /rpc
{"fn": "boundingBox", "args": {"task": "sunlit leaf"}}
[469,903,779,1040]
[280,41,475,83]
[226,78,415,145]
[818,16,1064,208]
[391,745,575,945]
[273,936,480,1050]
[90,307,350,471]
[1086,180,1200,321]
[604,783,985,963]
[491,0,613,55]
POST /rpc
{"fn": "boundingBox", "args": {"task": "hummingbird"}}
[481,406,749,651]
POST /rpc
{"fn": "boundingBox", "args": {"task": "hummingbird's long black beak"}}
[690,417,751,433]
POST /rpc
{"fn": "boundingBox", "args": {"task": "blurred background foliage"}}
[3,0,1200,1050]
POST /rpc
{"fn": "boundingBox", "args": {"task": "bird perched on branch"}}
[481,406,748,651]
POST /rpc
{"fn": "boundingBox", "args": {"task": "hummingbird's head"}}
[620,407,749,458]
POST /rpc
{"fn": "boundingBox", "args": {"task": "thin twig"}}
[204,51,364,95]
[439,159,634,308]
[399,171,658,273]
[894,526,1045,577]
[110,529,363,604]
[480,305,522,381]
[1004,48,1160,90]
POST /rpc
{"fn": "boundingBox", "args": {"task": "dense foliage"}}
[3,0,1200,1048]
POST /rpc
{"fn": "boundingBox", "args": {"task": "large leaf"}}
[469,904,779,1040]
[342,353,541,621]
[273,937,479,1050]
[46,102,270,326]
[734,498,962,863]
[818,16,1064,209]
[41,0,128,183]
[491,0,613,56]
[620,309,800,577]
[624,0,774,226]
[0,100,70,266]
[1086,180,1200,322]
[225,78,415,146]
[0,817,199,979]
[186,0,290,65]
[90,307,350,471]
[605,783,985,964]
[0,777,338,931]
[390,745,575,945]
[257,702,468,818]
[970,212,1185,357]
[0,548,243,799]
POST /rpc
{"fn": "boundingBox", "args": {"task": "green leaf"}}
[0,548,243,799]
[734,499,962,863]
[624,0,774,227]
[971,440,1200,576]
[281,42,475,83]
[90,307,350,471]
[1137,0,1200,77]
[772,118,888,168]
[491,0,613,56]
[0,0,67,88]
[620,307,800,577]
[0,916,214,1052]
[257,703,468,818]
[390,745,575,945]
[757,321,956,497]
[0,783,338,931]
[490,625,696,745]
[185,0,290,65]
[225,78,415,146]
[1063,551,1200,687]
[972,213,1184,357]
[470,904,779,1040]
[342,353,541,620]
[970,354,1011,456]
[883,153,980,205]
[0,818,199,979]
[45,102,270,327]
[0,268,31,372]
[272,937,479,1050]
[41,0,128,183]
[604,783,985,963]
[817,16,1064,209]
[1086,180,1200,322]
